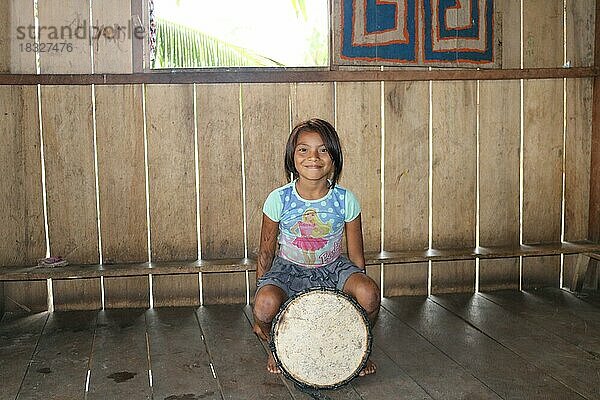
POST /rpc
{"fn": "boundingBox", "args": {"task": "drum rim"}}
[269,286,373,390]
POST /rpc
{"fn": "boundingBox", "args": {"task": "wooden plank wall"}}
[1,0,45,312]
[478,0,521,291]
[0,1,596,309]
[563,0,596,288]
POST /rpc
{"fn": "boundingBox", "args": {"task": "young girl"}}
[252,118,380,376]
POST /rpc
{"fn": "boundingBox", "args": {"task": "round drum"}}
[270,288,372,389]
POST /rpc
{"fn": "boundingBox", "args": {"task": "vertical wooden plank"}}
[336,82,381,253]
[95,85,147,263]
[591,0,600,243]
[383,263,428,297]
[242,83,291,256]
[565,78,593,242]
[0,0,8,73]
[37,0,99,310]
[145,84,197,307]
[431,80,476,293]
[53,278,101,311]
[41,85,98,264]
[383,81,429,296]
[479,80,520,248]
[237,83,290,304]
[103,276,149,309]
[87,309,151,400]
[384,81,429,251]
[523,0,564,285]
[152,274,200,307]
[9,0,36,74]
[146,84,197,261]
[92,0,133,73]
[93,1,146,261]
[3,281,47,313]
[431,260,475,294]
[17,311,96,400]
[0,86,45,267]
[432,80,477,249]
[202,272,247,305]
[479,79,520,291]
[522,256,561,289]
[0,313,48,400]
[1,2,45,310]
[196,84,244,259]
[0,4,6,296]
[566,0,595,69]
[522,0,563,242]
[38,0,91,74]
[38,0,98,263]
[145,308,221,399]
[564,0,595,241]
[522,78,563,242]
[93,0,146,302]
[291,82,334,124]
[479,258,521,292]
[497,0,522,71]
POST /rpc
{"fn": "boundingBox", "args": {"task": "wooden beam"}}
[590,0,600,242]
[0,67,596,85]
[2,242,600,282]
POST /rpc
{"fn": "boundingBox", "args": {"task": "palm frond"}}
[152,18,284,68]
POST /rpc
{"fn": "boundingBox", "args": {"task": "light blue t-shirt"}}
[263,181,361,267]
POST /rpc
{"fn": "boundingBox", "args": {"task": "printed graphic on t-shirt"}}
[289,208,332,264]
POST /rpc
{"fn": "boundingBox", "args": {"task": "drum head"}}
[270,288,372,389]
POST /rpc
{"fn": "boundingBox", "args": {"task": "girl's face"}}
[294,131,333,184]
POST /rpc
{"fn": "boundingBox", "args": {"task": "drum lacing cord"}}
[294,383,333,400]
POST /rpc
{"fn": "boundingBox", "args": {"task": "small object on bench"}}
[37,256,69,268]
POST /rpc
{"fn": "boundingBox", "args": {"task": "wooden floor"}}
[1,288,600,400]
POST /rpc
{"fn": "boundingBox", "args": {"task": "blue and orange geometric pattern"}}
[336,0,497,67]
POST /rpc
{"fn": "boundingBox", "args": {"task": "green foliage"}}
[152,18,284,68]
[291,0,308,20]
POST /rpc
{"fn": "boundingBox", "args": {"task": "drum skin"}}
[270,288,372,389]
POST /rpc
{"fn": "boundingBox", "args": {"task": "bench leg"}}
[0,282,4,321]
[582,259,599,291]
[571,254,591,292]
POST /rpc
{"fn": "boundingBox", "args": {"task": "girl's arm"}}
[257,213,280,281]
[345,213,366,269]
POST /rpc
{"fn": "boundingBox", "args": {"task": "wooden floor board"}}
[432,292,600,399]
[196,305,293,399]
[146,308,221,400]
[383,296,586,399]
[535,288,600,323]
[241,306,315,400]
[350,345,433,400]
[2,289,600,399]
[0,312,48,400]
[16,311,96,400]
[479,289,600,356]
[374,306,501,399]
[87,309,151,400]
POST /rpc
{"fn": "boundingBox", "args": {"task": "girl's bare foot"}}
[359,359,376,376]
[267,353,282,374]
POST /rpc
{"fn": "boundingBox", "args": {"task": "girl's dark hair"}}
[284,118,343,188]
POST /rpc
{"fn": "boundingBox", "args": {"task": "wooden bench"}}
[1,240,598,282]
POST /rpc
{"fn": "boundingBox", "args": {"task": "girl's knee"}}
[345,274,380,314]
[253,285,286,322]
